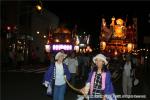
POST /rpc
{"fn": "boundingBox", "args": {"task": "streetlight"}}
[36,4,42,11]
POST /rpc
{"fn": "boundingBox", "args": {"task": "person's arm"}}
[64,58,69,66]
[42,64,54,87]
[131,61,135,77]
[80,82,90,96]
[104,71,114,95]
[64,64,71,81]
[80,71,93,95]
[75,59,79,75]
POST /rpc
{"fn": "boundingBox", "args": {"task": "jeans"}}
[53,84,66,100]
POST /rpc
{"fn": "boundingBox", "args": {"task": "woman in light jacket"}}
[43,52,71,100]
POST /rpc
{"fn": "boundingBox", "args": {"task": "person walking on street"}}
[43,52,71,100]
[80,54,117,100]
[122,53,134,95]
[64,51,78,86]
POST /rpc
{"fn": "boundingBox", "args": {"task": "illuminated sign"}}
[52,44,72,50]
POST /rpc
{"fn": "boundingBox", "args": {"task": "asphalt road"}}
[1,71,79,100]
[1,65,150,100]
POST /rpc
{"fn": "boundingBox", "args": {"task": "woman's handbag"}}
[47,83,52,95]
[133,69,139,86]
[46,79,55,96]
[133,78,139,86]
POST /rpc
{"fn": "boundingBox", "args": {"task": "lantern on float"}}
[86,46,92,52]
[114,50,118,55]
[45,45,51,52]
[123,47,126,53]
[100,41,106,50]
[74,45,79,53]
[127,43,134,52]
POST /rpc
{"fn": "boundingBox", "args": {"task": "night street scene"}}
[1,1,150,100]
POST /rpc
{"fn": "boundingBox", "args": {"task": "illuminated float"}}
[45,25,92,53]
[100,16,137,56]
[45,25,73,52]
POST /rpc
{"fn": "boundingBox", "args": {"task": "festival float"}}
[45,24,92,53]
[99,16,138,82]
[100,16,137,57]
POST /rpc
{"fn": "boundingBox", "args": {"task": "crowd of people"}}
[42,49,142,100]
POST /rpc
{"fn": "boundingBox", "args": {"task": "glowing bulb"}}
[36,5,42,11]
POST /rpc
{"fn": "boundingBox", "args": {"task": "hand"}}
[80,87,89,97]
[45,83,49,87]
[42,81,49,87]
[102,95,106,100]
[80,83,90,95]
[80,87,86,95]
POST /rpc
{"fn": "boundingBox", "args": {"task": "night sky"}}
[42,1,150,31]
[41,1,150,47]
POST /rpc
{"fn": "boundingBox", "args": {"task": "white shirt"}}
[64,57,78,73]
[55,62,65,85]
[124,62,131,76]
